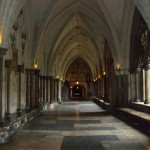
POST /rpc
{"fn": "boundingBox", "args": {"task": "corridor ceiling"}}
[1,0,135,79]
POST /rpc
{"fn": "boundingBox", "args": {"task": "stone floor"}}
[0,101,149,150]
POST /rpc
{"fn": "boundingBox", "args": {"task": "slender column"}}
[35,70,40,108]
[25,69,30,111]
[48,76,50,103]
[101,78,104,98]
[50,76,54,104]
[104,76,108,102]
[135,67,141,102]
[43,76,46,104]
[107,77,110,102]
[115,70,121,107]
[128,73,132,104]
[120,75,124,106]
[58,79,62,103]
[54,79,56,102]
[96,80,98,97]
[40,76,43,104]
[17,65,24,115]
[142,69,145,102]
[56,79,59,102]
[0,48,7,123]
[144,64,150,104]
[99,79,102,98]
[5,60,12,117]
[122,72,129,107]
[29,69,36,109]
[98,79,101,98]
[46,76,49,103]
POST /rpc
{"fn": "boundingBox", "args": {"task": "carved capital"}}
[5,59,12,68]
[0,47,7,56]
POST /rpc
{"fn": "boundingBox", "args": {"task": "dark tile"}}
[111,143,148,150]
[23,121,116,131]
[61,135,118,150]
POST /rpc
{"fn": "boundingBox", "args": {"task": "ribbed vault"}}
[33,0,122,78]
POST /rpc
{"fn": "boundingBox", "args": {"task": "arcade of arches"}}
[0,0,150,144]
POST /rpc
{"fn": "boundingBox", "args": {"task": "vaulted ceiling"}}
[0,0,137,79]
[30,0,127,77]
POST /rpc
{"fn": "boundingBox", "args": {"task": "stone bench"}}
[117,108,150,133]
[93,98,110,110]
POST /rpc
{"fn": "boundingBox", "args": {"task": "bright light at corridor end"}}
[76,82,79,85]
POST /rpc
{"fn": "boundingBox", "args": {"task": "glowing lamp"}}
[76,81,79,85]
[103,71,106,75]
[34,63,38,69]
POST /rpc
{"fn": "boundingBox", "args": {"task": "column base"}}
[49,103,54,109]
[0,118,6,127]
[144,100,150,104]
[140,99,145,102]
[5,113,11,119]
[30,106,36,110]
[135,99,141,102]
[17,109,22,115]
[26,106,31,113]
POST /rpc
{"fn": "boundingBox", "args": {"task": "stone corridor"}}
[0,101,149,150]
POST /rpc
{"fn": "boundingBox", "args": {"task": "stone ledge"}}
[117,107,150,134]
[93,98,110,110]
[130,102,150,114]
[0,109,39,144]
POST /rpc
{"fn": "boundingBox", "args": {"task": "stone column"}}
[0,48,7,123]
[30,69,35,109]
[135,67,141,102]
[46,76,49,103]
[40,76,43,105]
[104,76,108,102]
[107,77,110,102]
[96,80,99,98]
[101,78,104,98]
[54,79,56,102]
[43,76,46,104]
[5,59,12,117]
[56,79,59,102]
[128,73,132,104]
[50,76,54,104]
[25,69,30,111]
[115,70,121,107]
[99,79,102,98]
[17,65,24,115]
[144,64,150,104]
[35,70,40,108]
[48,76,50,103]
[58,80,62,103]
[142,69,145,102]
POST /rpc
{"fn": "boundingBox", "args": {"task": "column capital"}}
[136,67,141,73]
[0,47,7,56]
[144,63,150,71]
[34,69,40,75]
[50,76,54,79]
[18,65,24,73]
[46,76,50,80]
[5,59,12,68]
[25,69,35,74]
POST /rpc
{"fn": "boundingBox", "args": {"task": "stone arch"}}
[134,0,150,29]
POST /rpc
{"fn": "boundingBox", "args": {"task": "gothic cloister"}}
[0,0,150,149]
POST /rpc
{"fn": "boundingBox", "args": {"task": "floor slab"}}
[0,101,149,150]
